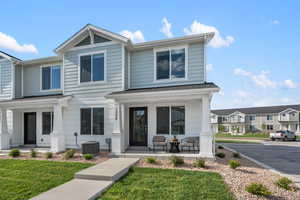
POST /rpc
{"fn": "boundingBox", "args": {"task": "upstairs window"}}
[267,115,273,120]
[80,52,105,83]
[155,47,186,81]
[42,65,61,90]
[249,115,256,121]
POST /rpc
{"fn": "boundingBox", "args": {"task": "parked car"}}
[270,130,297,141]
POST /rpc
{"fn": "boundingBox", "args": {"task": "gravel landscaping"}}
[137,148,300,200]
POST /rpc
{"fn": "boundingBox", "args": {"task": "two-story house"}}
[211,104,300,135]
[0,24,219,157]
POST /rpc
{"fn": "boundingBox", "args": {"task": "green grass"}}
[99,167,234,200]
[216,132,269,138]
[216,139,260,144]
[0,159,93,200]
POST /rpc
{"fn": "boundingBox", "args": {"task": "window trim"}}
[40,64,62,92]
[153,45,188,82]
[156,105,186,135]
[80,107,105,135]
[78,50,107,85]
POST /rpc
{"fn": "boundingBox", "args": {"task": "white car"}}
[270,130,297,141]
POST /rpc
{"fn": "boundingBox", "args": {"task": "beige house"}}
[211,104,300,135]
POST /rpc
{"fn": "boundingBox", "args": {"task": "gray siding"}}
[23,63,62,97]
[14,65,22,98]
[124,48,129,89]
[130,42,205,89]
[63,43,123,95]
[0,59,13,100]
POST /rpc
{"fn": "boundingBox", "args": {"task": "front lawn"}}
[0,159,92,200]
[215,139,260,144]
[216,132,269,138]
[99,167,234,200]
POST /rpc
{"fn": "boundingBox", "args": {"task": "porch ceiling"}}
[0,95,72,109]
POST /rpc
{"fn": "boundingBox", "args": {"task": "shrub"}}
[232,152,240,158]
[218,145,224,149]
[30,149,37,158]
[64,149,76,160]
[45,152,53,159]
[229,160,240,169]
[169,156,184,167]
[245,183,271,196]
[193,159,205,168]
[145,157,156,164]
[9,149,20,157]
[276,177,293,190]
[83,154,93,160]
[215,152,225,158]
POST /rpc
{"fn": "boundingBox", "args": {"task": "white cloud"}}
[206,64,213,71]
[0,32,38,53]
[161,17,173,38]
[120,30,145,43]
[233,68,277,88]
[235,90,254,98]
[271,20,280,25]
[183,20,234,48]
[282,79,297,89]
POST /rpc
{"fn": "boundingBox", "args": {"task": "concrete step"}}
[75,158,139,181]
[31,179,113,200]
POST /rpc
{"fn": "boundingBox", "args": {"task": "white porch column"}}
[199,95,214,158]
[111,103,125,154]
[0,108,10,150]
[51,104,66,153]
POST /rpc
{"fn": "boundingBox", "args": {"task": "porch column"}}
[297,124,300,133]
[0,108,10,150]
[51,104,66,153]
[111,103,125,154]
[199,95,214,158]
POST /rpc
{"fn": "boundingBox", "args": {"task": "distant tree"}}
[218,124,226,132]
[261,123,267,132]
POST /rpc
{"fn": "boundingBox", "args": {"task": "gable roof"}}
[55,24,130,53]
[212,104,300,115]
[0,51,21,62]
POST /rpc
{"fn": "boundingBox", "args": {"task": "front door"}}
[24,112,37,145]
[129,107,148,146]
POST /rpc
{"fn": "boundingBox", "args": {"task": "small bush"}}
[145,157,156,164]
[245,183,271,196]
[83,154,93,160]
[229,160,240,169]
[193,159,205,168]
[30,149,37,158]
[45,152,53,159]
[215,152,225,158]
[218,145,224,149]
[169,156,184,167]
[276,177,293,190]
[9,149,20,157]
[232,152,240,158]
[64,149,76,160]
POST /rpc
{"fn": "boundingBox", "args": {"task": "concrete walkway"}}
[31,158,139,200]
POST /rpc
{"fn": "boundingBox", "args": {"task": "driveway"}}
[221,142,300,186]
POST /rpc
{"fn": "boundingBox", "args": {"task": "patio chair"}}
[152,136,168,152]
[181,136,199,152]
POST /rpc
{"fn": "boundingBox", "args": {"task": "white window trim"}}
[156,105,186,135]
[42,111,53,135]
[40,64,62,92]
[80,107,105,136]
[153,45,188,82]
[78,50,107,86]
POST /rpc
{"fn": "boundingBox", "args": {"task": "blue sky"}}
[0,0,299,109]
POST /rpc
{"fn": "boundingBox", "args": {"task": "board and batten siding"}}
[129,42,205,89]
[0,59,13,100]
[22,63,63,97]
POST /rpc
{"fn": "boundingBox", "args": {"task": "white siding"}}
[0,59,13,100]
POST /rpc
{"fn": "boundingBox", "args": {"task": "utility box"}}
[81,141,100,155]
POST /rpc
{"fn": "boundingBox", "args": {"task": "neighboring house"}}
[0,24,219,157]
[211,105,300,135]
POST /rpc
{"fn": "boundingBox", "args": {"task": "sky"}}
[0,0,299,109]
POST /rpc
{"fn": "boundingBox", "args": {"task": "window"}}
[80,52,105,83]
[156,47,186,80]
[156,106,185,135]
[249,115,256,121]
[267,125,273,130]
[267,115,273,120]
[42,112,53,135]
[42,65,61,90]
[80,108,104,135]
